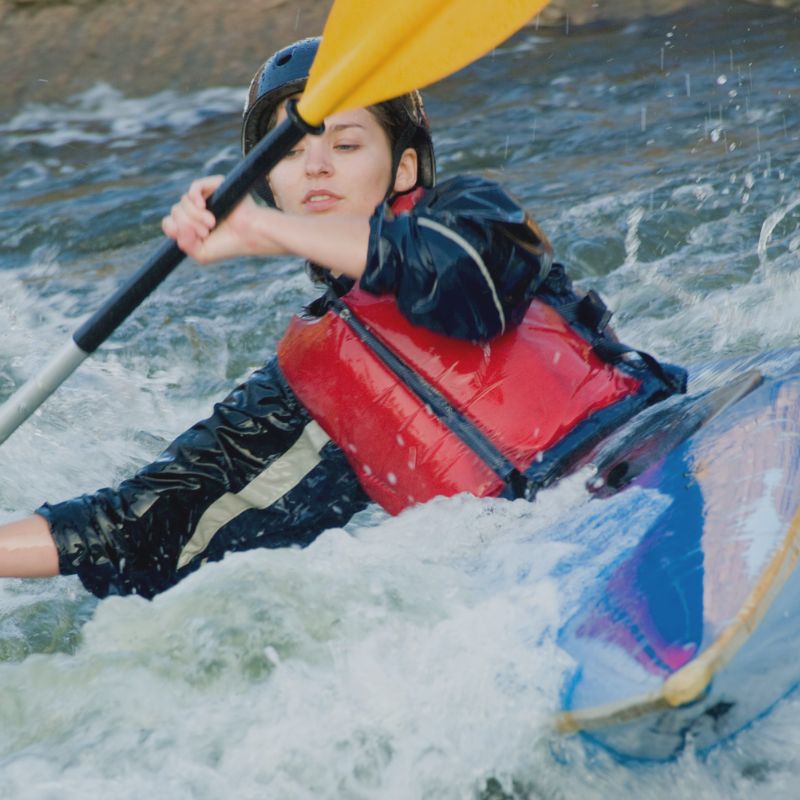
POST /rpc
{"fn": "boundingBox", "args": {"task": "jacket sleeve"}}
[359,175,554,341]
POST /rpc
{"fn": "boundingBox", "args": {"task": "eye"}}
[334,142,360,152]
[285,146,304,158]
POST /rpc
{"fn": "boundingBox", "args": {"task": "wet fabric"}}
[361,175,555,342]
[39,359,369,598]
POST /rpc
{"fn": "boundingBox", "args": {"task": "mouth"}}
[302,190,343,211]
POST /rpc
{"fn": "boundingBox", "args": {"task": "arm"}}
[0,515,59,578]
[161,176,371,278]
[258,212,370,279]
[360,175,555,341]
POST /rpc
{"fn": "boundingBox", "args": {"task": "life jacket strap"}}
[566,289,688,396]
[592,340,688,395]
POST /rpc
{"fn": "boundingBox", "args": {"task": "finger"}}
[171,197,214,239]
[188,180,209,207]
[175,226,214,264]
[188,176,225,207]
[182,189,217,230]
[160,213,199,242]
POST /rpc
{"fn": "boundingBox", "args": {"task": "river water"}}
[1,3,799,797]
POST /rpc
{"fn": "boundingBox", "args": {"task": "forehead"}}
[275,100,380,133]
[324,107,380,132]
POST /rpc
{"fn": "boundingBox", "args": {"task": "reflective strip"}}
[418,216,506,333]
[176,420,331,569]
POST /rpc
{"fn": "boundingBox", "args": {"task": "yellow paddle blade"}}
[296,0,550,125]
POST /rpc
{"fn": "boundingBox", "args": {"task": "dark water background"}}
[1,3,799,797]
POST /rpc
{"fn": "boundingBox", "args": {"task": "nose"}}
[303,138,333,177]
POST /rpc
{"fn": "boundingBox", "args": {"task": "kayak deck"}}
[554,369,800,760]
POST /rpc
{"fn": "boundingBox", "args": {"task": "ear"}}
[393,147,418,194]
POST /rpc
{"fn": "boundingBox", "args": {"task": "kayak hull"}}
[554,367,800,761]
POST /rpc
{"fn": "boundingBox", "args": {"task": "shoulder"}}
[414,175,527,225]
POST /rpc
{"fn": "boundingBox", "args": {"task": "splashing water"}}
[1,3,800,796]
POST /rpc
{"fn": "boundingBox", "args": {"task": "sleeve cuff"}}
[360,203,408,296]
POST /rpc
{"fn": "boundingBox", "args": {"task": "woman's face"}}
[268,104,417,216]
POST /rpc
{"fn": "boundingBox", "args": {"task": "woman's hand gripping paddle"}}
[0,0,551,446]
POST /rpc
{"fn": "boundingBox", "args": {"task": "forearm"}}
[162,175,373,276]
[257,210,371,279]
[0,514,60,578]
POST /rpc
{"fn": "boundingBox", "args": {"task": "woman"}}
[0,38,685,598]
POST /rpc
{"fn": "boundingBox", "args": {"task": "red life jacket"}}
[276,192,678,515]
[278,299,657,515]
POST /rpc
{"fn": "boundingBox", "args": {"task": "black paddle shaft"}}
[73,103,322,354]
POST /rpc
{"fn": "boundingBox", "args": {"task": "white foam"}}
[0,492,589,796]
[2,83,246,150]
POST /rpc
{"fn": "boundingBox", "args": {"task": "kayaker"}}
[0,37,685,598]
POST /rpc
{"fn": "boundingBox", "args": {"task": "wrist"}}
[246,207,285,256]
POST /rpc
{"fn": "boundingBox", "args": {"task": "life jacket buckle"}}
[577,289,613,335]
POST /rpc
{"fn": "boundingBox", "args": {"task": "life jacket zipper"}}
[333,299,525,493]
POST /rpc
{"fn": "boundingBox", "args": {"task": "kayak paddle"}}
[0,0,550,446]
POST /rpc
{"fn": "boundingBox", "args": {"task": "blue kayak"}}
[554,364,800,761]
